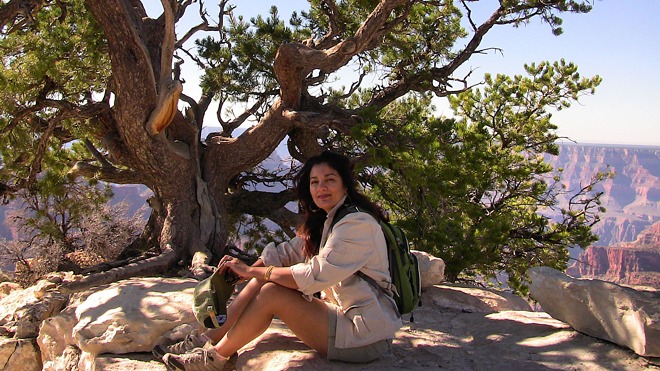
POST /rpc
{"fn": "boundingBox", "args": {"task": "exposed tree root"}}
[59,245,179,294]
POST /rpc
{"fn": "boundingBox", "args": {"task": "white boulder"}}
[413,250,444,288]
[38,277,198,370]
[528,266,660,357]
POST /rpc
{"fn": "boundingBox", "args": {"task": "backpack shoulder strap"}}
[357,270,394,295]
[357,271,400,317]
[329,203,361,231]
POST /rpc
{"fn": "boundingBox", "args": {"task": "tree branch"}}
[0,0,44,33]
[283,109,355,134]
[227,189,302,231]
[227,189,295,215]
[175,0,221,48]
[273,0,409,107]
[66,161,143,185]
[83,139,113,169]
[308,0,343,49]
[217,95,269,136]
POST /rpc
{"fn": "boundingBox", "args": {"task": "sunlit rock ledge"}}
[0,257,657,370]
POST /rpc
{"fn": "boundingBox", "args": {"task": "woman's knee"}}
[258,281,288,296]
[256,282,300,304]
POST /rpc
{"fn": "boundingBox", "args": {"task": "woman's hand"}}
[218,255,253,281]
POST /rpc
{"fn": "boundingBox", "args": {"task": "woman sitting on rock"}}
[155,151,402,370]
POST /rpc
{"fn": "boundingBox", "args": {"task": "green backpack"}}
[331,204,422,320]
[192,268,238,328]
[192,247,257,328]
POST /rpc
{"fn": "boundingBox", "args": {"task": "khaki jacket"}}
[261,198,402,348]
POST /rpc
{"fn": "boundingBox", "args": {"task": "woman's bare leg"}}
[201,277,266,343]
[213,282,329,358]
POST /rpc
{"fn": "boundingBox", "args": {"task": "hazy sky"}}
[151,1,660,146]
[452,0,660,147]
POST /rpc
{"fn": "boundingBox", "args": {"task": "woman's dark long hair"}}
[293,151,386,257]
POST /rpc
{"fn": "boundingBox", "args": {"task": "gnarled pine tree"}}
[0,0,597,289]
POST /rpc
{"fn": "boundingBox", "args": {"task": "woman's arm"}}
[220,256,299,289]
[251,258,264,267]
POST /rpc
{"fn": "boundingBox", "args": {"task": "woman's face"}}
[309,162,347,213]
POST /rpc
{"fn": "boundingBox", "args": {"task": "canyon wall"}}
[547,144,660,246]
[551,144,660,288]
[566,222,660,288]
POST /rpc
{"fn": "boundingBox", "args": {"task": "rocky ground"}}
[2,254,657,370]
[93,289,658,371]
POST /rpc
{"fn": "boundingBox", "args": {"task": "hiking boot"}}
[152,330,206,361]
[163,346,236,371]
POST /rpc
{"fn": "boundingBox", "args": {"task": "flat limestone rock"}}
[92,352,167,371]
[38,277,198,370]
[424,283,532,313]
[528,266,660,358]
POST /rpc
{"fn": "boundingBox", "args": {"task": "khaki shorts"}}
[326,305,392,363]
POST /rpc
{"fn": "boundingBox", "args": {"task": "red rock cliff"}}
[566,222,660,288]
